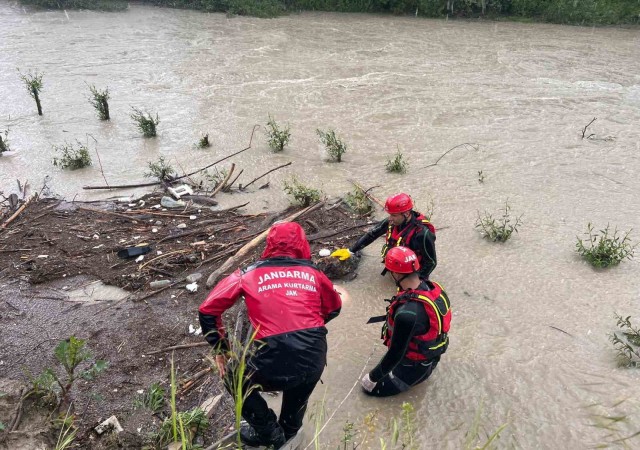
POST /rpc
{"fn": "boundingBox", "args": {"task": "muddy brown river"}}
[1,3,640,448]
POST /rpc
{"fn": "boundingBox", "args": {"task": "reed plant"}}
[134,382,165,412]
[610,314,640,368]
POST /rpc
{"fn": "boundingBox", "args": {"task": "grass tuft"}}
[385,149,408,174]
[475,201,523,242]
[576,223,635,268]
[52,142,92,170]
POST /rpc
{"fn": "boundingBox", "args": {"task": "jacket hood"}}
[261,221,311,260]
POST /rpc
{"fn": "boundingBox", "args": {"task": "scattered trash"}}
[189,215,197,220]
[318,248,331,257]
[152,228,158,233]
[160,196,186,208]
[93,244,104,249]
[168,184,194,199]
[37,255,49,259]
[95,415,123,435]
[136,389,144,394]
[157,250,163,255]
[188,324,202,335]
[177,223,187,229]
[150,280,171,289]
[186,282,198,293]
[117,246,152,259]
[92,234,100,240]
[186,273,203,283]
[135,255,144,263]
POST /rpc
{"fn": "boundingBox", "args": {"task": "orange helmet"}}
[384,193,413,214]
[384,246,420,274]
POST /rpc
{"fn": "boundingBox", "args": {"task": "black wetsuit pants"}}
[366,358,438,397]
[226,367,323,439]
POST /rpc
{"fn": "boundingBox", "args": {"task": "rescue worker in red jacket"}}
[331,193,437,279]
[361,246,450,397]
[199,222,343,449]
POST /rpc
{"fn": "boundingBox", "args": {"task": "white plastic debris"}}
[152,228,158,233]
[319,249,331,257]
[157,251,163,255]
[92,234,100,240]
[95,415,124,435]
[177,223,187,229]
[186,282,198,293]
[188,324,202,335]
[37,255,49,259]
[93,244,104,249]
[137,389,144,394]
[189,215,197,220]
[168,185,193,199]
[135,255,144,263]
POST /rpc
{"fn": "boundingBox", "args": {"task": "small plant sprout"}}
[475,201,523,242]
[283,176,322,206]
[54,408,77,450]
[0,129,10,155]
[130,107,159,137]
[30,336,107,412]
[386,148,408,174]
[197,133,211,148]
[87,84,110,120]
[344,188,373,216]
[610,314,640,368]
[18,69,44,115]
[265,115,291,152]
[134,382,165,412]
[145,156,176,183]
[576,223,635,268]
[52,141,92,170]
[316,128,347,162]
[340,420,356,450]
[478,170,485,183]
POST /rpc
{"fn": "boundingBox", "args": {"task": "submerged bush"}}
[131,107,159,138]
[344,188,373,215]
[265,115,291,152]
[52,142,92,170]
[87,84,110,120]
[197,133,211,148]
[19,0,128,11]
[145,156,176,182]
[475,201,523,242]
[0,129,10,155]
[283,176,322,206]
[386,149,408,174]
[317,129,346,162]
[576,223,635,268]
[610,314,640,368]
[18,69,44,116]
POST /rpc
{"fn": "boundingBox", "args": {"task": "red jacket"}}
[199,222,342,379]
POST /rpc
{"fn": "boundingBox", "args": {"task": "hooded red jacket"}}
[199,222,342,379]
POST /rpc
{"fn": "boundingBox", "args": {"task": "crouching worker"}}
[199,222,343,448]
[361,246,450,397]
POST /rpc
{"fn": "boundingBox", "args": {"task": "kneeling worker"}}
[199,222,343,448]
[331,193,437,279]
[361,246,451,397]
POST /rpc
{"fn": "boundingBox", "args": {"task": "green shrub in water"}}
[145,156,176,182]
[131,107,159,138]
[265,115,291,152]
[576,223,635,268]
[344,188,373,216]
[87,84,110,120]
[317,129,347,162]
[385,149,408,174]
[283,176,322,206]
[475,201,523,242]
[0,129,10,155]
[610,314,640,368]
[52,142,92,170]
[18,69,44,116]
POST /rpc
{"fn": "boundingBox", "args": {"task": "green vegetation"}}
[197,133,211,148]
[344,188,373,215]
[265,115,291,152]
[283,176,322,206]
[87,84,110,120]
[131,107,159,137]
[576,223,635,268]
[141,0,285,17]
[145,156,177,182]
[134,382,165,412]
[475,201,523,242]
[18,69,44,116]
[385,149,408,174]
[317,129,347,162]
[52,142,92,170]
[464,401,508,450]
[54,411,77,450]
[28,336,107,413]
[19,0,128,11]
[0,129,10,155]
[610,314,640,368]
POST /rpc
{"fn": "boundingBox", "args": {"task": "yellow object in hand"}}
[330,248,352,261]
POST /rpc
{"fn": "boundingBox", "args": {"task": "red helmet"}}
[384,193,413,214]
[384,246,420,274]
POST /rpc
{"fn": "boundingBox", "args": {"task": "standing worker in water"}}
[331,193,437,279]
[199,222,343,449]
[361,246,450,397]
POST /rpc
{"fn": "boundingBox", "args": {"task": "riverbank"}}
[18,0,640,25]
